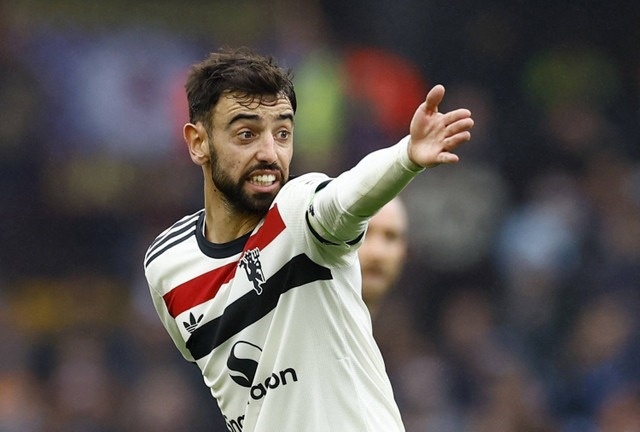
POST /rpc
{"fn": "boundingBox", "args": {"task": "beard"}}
[210,147,286,217]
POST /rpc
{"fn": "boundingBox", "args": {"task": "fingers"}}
[443,108,473,126]
[442,130,472,154]
[450,130,472,145]
[443,109,474,141]
[411,85,473,168]
[446,116,474,136]
[435,151,460,165]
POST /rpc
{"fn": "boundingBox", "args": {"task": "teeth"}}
[250,174,276,186]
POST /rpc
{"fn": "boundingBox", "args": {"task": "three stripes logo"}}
[183,312,204,333]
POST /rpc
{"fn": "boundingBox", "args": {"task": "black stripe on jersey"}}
[305,210,339,246]
[146,211,202,258]
[314,179,332,192]
[346,230,365,246]
[186,254,332,360]
[305,179,339,246]
[144,221,197,268]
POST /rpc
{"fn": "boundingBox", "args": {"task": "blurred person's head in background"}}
[359,197,408,317]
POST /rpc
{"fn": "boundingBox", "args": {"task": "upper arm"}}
[276,174,363,268]
[146,269,196,363]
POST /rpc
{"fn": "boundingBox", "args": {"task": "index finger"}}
[443,108,473,126]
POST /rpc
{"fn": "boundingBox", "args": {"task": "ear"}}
[184,122,210,166]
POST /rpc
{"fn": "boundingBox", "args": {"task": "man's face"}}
[207,92,294,216]
[359,199,408,312]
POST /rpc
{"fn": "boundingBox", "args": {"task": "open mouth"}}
[249,174,277,186]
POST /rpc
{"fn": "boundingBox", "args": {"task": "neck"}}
[203,197,262,244]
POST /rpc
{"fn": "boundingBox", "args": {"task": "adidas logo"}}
[183,312,204,333]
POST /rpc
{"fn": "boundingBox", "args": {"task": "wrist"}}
[400,136,426,172]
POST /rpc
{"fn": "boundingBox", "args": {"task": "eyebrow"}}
[226,112,294,128]
[279,113,294,123]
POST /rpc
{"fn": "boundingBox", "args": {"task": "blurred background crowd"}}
[1,0,640,431]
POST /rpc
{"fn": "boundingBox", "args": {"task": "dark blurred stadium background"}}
[1,0,640,431]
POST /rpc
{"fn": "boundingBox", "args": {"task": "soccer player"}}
[359,197,408,318]
[144,47,473,432]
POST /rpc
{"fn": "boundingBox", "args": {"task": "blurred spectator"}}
[554,293,639,430]
[122,365,207,432]
[19,25,197,160]
[596,385,640,432]
[359,197,408,318]
[289,48,347,174]
[494,171,590,364]
[438,289,557,431]
[403,160,508,273]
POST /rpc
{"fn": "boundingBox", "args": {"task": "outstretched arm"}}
[309,84,473,244]
[407,84,474,168]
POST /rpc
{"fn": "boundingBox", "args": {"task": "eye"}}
[239,130,254,140]
[384,231,401,242]
[276,130,291,140]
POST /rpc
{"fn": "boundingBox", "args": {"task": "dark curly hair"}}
[185,47,296,130]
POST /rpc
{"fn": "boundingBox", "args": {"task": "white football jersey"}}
[145,172,405,432]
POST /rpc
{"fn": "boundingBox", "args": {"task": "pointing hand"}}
[407,84,474,168]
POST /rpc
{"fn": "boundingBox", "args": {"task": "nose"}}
[360,233,386,261]
[256,134,277,164]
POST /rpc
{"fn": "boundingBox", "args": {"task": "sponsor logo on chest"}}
[224,340,299,431]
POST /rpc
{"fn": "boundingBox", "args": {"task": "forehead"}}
[369,201,408,233]
[213,92,293,124]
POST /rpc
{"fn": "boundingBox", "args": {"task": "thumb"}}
[425,84,445,113]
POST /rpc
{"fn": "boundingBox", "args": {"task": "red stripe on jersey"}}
[244,203,286,252]
[164,261,237,318]
[163,204,286,318]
